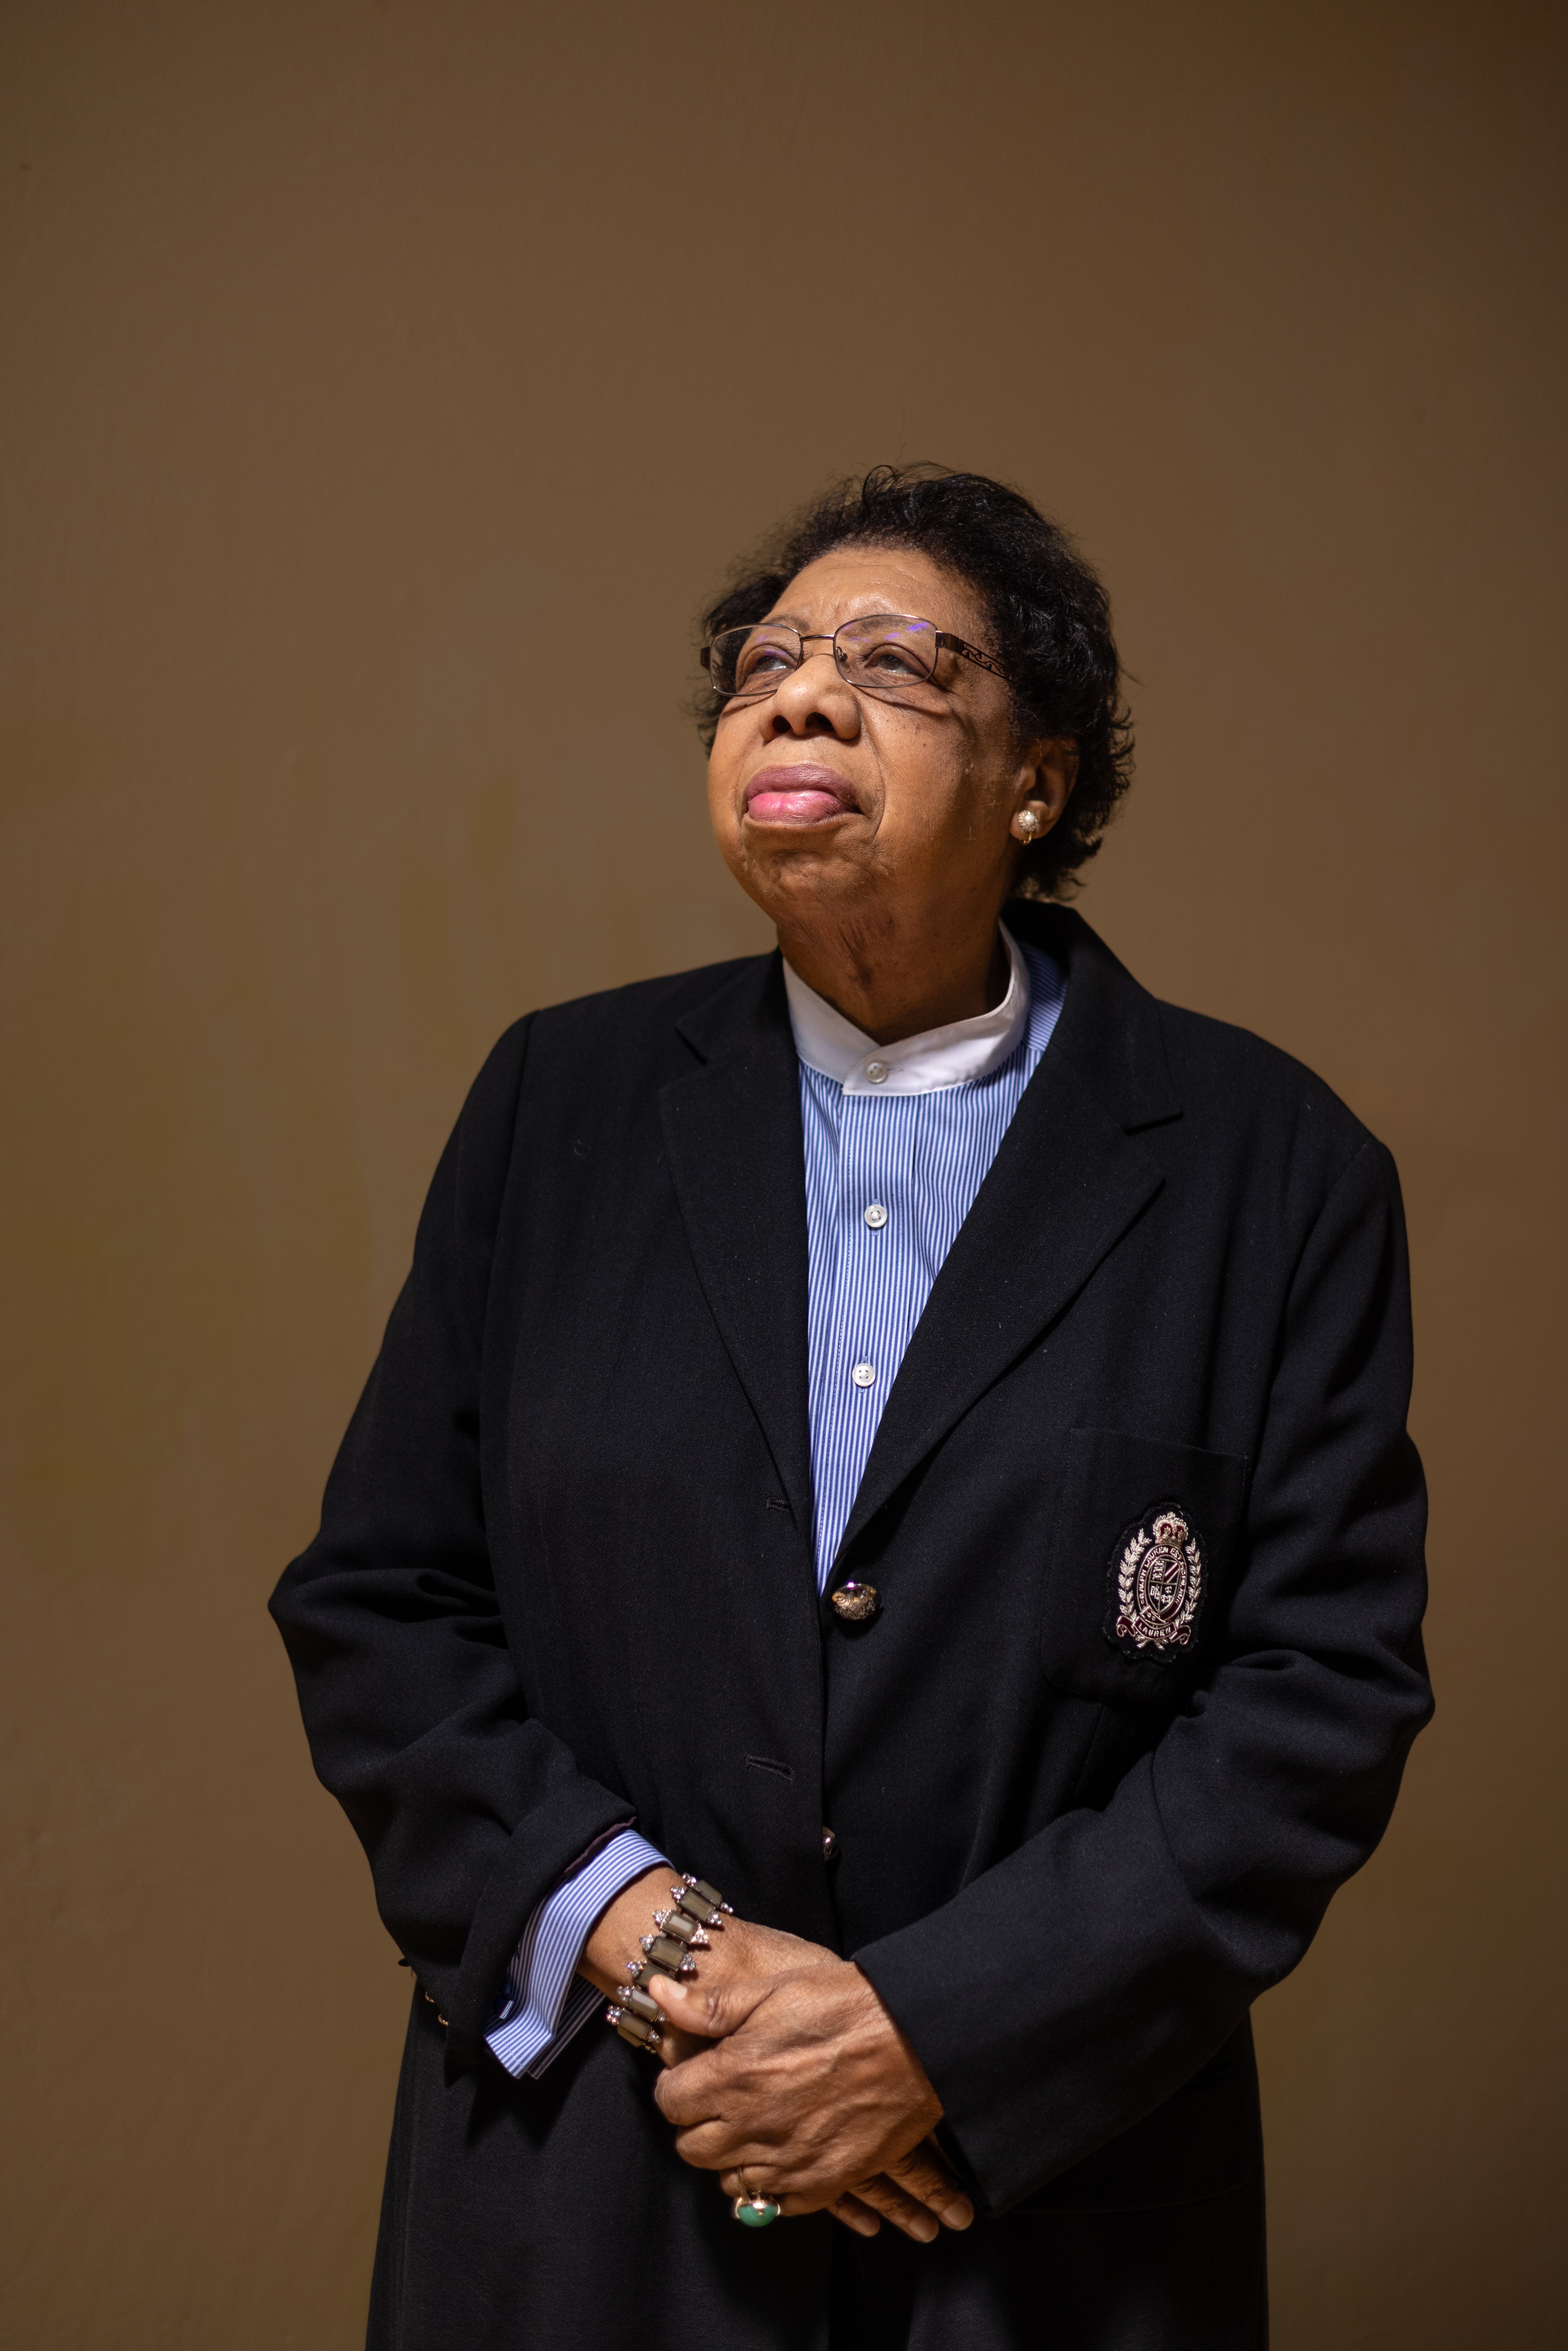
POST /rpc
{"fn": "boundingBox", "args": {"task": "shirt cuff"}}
[485,1827,670,2080]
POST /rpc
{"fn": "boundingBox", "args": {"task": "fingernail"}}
[913,2219,938,2242]
[945,2200,974,2229]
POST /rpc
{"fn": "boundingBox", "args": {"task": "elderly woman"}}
[272,467,1430,2351]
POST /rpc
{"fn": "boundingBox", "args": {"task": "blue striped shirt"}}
[797,934,1065,1584]
[484,927,1066,2077]
[484,1827,668,2078]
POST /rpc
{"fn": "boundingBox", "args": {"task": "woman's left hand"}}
[650,1960,972,2234]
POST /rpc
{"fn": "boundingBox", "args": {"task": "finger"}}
[653,2047,757,2130]
[672,2120,780,2172]
[842,2173,940,2244]
[883,2140,975,2231]
[653,2023,708,2069]
[718,2168,782,2203]
[826,2194,883,2239]
[714,2162,939,2240]
[649,1971,773,2041]
[717,2172,844,2226]
[716,2168,815,2204]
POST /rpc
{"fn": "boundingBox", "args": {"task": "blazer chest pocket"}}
[1038,1427,1248,1706]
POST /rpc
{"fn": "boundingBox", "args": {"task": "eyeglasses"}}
[703,612,1007,705]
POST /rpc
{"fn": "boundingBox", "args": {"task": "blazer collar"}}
[659,956,815,1533]
[1004,900,1180,1132]
[836,902,1180,1562]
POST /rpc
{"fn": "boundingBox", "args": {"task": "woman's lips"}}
[744,766,858,827]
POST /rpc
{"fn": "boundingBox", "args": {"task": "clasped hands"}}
[580,1867,974,2243]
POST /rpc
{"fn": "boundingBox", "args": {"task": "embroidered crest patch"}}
[1113,1508,1203,1655]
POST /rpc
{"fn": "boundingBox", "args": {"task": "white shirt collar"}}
[782,923,1031,1096]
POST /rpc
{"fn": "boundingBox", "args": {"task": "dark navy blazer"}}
[271,901,1431,2351]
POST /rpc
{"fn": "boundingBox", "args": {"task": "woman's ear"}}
[1011,740,1077,841]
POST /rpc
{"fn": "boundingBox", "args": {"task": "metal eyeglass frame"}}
[703,612,1008,702]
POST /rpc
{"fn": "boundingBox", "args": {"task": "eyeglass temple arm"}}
[935,631,1007,680]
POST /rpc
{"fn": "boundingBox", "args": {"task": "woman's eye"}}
[862,644,924,678]
[736,641,795,683]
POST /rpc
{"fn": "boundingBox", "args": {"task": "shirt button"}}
[864,1203,888,1228]
[864,1060,889,1084]
[851,1362,877,1388]
[822,1827,840,1862]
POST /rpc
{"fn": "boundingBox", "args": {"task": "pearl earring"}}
[1014,809,1041,840]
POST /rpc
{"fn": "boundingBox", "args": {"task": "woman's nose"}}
[766,648,858,737]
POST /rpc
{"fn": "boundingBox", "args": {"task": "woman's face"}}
[706,544,1073,937]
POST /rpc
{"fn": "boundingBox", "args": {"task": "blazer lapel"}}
[835,910,1180,1562]
[658,954,815,1532]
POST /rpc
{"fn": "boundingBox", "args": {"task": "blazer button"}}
[822,1827,839,1861]
[830,1581,879,1622]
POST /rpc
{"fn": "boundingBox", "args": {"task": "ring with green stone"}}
[731,2192,782,2228]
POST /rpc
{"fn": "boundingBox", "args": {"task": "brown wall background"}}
[2,2,1563,2342]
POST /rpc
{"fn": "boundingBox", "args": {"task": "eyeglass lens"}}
[708,614,944,700]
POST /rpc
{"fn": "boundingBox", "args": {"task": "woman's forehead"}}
[770,544,982,634]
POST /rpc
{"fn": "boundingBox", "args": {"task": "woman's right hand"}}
[653,1916,836,2062]
[578,1868,833,2036]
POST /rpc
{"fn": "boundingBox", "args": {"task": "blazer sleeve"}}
[854,1132,1433,2212]
[269,1019,636,2062]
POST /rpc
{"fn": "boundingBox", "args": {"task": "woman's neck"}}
[775,907,1011,1047]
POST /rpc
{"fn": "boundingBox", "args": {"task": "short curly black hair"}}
[695,464,1134,898]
